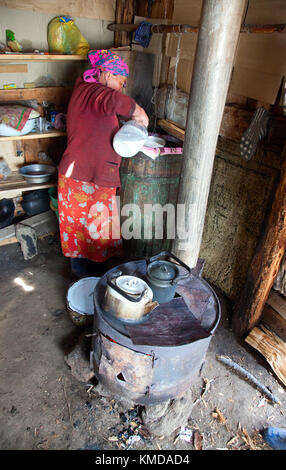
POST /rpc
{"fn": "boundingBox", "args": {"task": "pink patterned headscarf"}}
[83,49,129,83]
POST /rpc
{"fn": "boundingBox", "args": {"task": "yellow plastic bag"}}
[47,16,89,55]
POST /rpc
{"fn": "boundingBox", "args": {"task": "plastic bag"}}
[47,16,89,55]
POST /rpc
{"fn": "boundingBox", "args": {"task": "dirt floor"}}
[0,233,285,452]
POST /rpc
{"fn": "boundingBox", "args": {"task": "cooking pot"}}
[102,271,158,322]
[146,251,191,304]
[0,198,15,228]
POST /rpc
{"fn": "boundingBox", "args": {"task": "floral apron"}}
[58,174,122,262]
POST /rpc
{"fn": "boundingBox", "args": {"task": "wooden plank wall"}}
[0,0,115,21]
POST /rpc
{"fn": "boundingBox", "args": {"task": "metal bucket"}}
[66,277,100,327]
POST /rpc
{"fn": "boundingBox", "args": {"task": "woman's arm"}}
[131,103,149,128]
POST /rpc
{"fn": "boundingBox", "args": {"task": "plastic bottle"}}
[113,120,148,158]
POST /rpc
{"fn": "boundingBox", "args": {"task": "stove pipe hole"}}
[117,372,126,382]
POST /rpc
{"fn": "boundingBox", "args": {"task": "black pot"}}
[0,198,15,228]
[21,189,50,216]
[22,189,50,202]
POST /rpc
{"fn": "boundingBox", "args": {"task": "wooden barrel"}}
[119,151,182,258]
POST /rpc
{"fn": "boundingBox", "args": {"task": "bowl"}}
[19,164,56,184]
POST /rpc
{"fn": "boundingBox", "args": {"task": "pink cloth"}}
[83,49,129,83]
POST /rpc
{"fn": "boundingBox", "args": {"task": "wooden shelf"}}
[0,171,56,197]
[0,53,87,62]
[0,130,66,142]
[0,86,72,103]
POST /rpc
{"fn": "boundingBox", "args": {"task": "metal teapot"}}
[102,271,158,322]
[146,251,191,304]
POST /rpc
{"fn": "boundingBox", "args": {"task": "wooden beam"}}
[170,0,246,268]
[241,23,286,34]
[108,22,286,34]
[109,23,199,33]
[232,145,286,337]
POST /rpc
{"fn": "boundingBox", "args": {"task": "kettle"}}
[146,252,191,304]
[102,271,158,322]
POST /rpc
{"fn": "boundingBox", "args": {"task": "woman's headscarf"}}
[83,49,129,83]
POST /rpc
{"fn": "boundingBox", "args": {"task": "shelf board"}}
[0,171,56,196]
[0,130,66,142]
[0,86,72,103]
[0,53,87,62]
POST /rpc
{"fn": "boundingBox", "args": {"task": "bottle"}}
[113,120,148,158]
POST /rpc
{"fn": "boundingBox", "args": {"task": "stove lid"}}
[116,275,148,295]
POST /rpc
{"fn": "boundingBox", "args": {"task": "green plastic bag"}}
[47,16,89,55]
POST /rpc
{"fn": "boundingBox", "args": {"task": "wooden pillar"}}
[172,0,246,267]
[232,147,286,338]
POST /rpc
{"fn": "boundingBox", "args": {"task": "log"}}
[245,325,286,388]
[108,23,286,34]
[232,145,286,337]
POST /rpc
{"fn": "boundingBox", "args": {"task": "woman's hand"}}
[132,103,149,128]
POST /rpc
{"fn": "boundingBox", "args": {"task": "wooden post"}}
[232,146,286,338]
[172,0,246,267]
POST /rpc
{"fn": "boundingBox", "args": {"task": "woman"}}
[58,49,149,278]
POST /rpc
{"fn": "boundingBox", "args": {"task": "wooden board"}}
[261,303,286,342]
[0,86,72,105]
[267,290,286,319]
[0,64,28,73]
[0,171,56,197]
[0,0,115,21]
[0,130,66,142]
[0,54,87,62]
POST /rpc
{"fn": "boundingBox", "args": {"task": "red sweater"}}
[58,77,136,187]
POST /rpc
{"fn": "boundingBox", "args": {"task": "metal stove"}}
[91,259,220,406]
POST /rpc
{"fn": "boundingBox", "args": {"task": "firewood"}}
[245,325,286,387]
